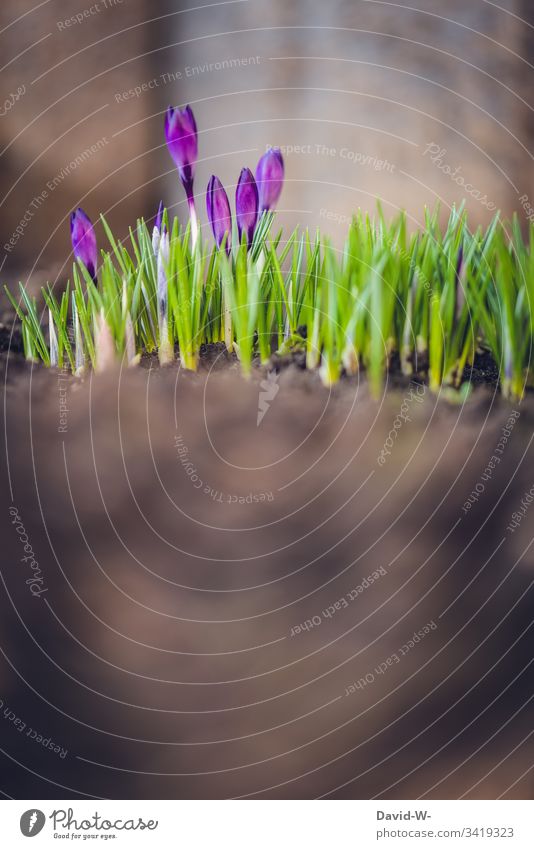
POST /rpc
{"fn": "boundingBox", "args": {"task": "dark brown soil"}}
[0,305,505,394]
[2,306,534,800]
[0,307,23,354]
[2,341,534,800]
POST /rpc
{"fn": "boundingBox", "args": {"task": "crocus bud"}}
[70,207,97,281]
[155,200,164,232]
[235,168,259,247]
[73,301,84,375]
[206,176,232,254]
[95,310,116,373]
[165,105,198,200]
[48,309,58,368]
[256,148,284,212]
[157,228,172,365]
[165,105,199,246]
[152,201,164,256]
[157,227,169,330]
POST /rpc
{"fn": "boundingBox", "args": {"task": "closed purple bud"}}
[235,168,259,247]
[155,200,164,233]
[165,105,198,199]
[256,148,284,212]
[152,201,164,256]
[206,176,232,254]
[70,207,97,281]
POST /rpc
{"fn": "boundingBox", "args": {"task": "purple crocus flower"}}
[165,105,197,195]
[70,207,97,281]
[206,176,232,254]
[256,148,284,212]
[235,168,259,247]
[165,105,199,245]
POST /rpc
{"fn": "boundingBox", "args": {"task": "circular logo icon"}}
[20,810,46,837]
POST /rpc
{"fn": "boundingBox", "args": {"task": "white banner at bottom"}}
[1,800,532,846]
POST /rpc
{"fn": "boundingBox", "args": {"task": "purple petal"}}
[165,104,198,197]
[70,208,97,281]
[235,168,259,247]
[256,148,284,212]
[206,176,232,254]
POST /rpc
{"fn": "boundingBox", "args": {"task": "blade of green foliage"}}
[5,207,534,400]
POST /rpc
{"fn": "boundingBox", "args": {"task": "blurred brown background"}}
[1,0,534,283]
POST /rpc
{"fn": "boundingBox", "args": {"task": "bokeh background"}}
[2,0,534,803]
[1,0,534,282]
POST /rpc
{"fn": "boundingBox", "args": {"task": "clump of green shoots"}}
[5,204,534,401]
